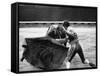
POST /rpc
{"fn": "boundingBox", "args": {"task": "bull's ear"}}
[22,45,28,48]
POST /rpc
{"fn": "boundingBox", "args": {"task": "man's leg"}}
[77,44,90,64]
[65,44,77,69]
[77,46,96,67]
[77,49,86,63]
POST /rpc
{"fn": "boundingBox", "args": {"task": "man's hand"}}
[55,38,68,44]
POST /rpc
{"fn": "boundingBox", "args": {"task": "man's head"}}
[63,20,70,29]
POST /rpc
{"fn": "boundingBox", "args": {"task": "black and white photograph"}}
[11,2,97,73]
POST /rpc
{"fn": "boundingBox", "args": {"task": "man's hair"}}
[63,20,70,27]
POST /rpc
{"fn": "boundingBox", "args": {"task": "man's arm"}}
[50,38,68,45]
[46,25,68,44]
[61,26,77,38]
